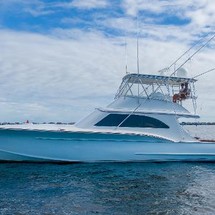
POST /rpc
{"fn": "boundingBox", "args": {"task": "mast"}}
[136,17,140,102]
[124,34,128,74]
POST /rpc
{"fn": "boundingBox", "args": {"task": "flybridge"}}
[121,73,197,86]
[115,72,197,113]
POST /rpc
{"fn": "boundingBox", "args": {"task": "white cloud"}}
[69,0,108,9]
[1,0,215,122]
[121,0,215,31]
[122,0,166,16]
[185,0,215,28]
[0,0,109,18]
[121,0,199,17]
[1,28,215,122]
[0,0,54,17]
[0,29,125,122]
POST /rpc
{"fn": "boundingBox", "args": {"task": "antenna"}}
[136,27,140,76]
[136,16,140,100]
[124,35,128,74]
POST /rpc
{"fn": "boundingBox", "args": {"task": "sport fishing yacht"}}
[1,71,215,162]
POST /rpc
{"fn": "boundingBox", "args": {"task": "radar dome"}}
[177,68,188,78]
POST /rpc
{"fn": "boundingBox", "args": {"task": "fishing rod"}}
[167,34,209,71]
[193,67,215,79]
[169,32,215,77]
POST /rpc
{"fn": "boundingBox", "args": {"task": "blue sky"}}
[0,0,215,122]
[0,0,200,37]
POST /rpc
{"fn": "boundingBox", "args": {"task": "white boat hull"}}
[1,128,215,162]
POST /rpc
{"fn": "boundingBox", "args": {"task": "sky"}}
[1,0,215,123]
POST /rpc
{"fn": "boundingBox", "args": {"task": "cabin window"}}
[95,114,169,128]
[95,114,127,127]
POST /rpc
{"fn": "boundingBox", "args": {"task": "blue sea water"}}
[1,162,215,215]
[0,125,215,215]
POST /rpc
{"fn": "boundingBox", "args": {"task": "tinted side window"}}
[95,114,169,128]
[120,115,169,128]
[95,114,127,126]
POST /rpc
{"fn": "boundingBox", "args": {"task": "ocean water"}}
[0,125,215,215]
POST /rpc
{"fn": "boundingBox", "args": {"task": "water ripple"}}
[0,162,215,214]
